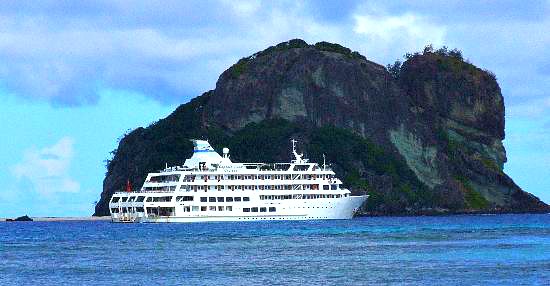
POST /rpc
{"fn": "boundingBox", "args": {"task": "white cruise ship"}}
[109,139,368,223]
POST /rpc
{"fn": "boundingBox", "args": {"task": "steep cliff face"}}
[94,39,549,216]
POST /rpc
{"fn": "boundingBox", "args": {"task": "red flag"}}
[126,179,132,192]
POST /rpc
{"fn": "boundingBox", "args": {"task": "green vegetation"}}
[437,128,460,162]
[405,44,464,61]
[345,170,370,192]
[395,44,496,82]
[228,39,368,78]
[313,41,367,61]
[455,175,489,209]
[230,58,250,78]
[386,60,402,79]
[480,156,501,173]
[223,119,299,163]
[228,39,309,78]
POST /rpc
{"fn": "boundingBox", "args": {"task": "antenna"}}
[290,138,304,163]
[323,154,326,171]
[291,139,297,154]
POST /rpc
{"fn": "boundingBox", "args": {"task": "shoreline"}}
[0,216,111,222]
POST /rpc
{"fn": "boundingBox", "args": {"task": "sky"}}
[0,1,549,217]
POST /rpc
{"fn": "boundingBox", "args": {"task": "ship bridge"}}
[182,140,232,170]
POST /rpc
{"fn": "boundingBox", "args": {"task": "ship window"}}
[201,206,207,211]
[136,196,145,202]
[110,208,119,213]
[226,206,232,211]
[260,207,266,212]
[209,197,216,202]
[122,207,128,213]
[111,197,120,203]
[226,197,233,202]
[121,197,128,202]
[234,197,241,202]
[192,206,199,212]
[146,197,152,202]
[128,196,136,202]
[243,197,250,201]
[294,165,309,171]
[243,208,250,212]
[183,206,191,212]
[217,197,224,202]
[251,207,258,212]
[209,206,216,211]
[331,185,337,190]
[269,207,276,212]
[200,197,207,202]
[218,206,224,211]
[136,207,144,212]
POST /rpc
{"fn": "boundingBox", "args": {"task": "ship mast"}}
[291,139,307,164]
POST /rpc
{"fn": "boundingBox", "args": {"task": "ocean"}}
[1,214,549,285]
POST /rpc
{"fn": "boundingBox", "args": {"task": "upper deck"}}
[130,139,345,194]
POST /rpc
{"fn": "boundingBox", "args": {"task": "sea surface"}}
[1,214,549,285]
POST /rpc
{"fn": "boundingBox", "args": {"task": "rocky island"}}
[94,39,549,216]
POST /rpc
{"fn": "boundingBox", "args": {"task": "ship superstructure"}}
[109,139,367,222]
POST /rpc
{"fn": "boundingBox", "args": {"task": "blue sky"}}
[0,1,549,217]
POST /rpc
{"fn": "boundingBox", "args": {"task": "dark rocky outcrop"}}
[6,215,33,222]
[94,39,549,216]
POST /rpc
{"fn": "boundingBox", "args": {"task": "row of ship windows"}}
[200,197,250,202]
[112,193,346,204]
[260,194,346,200]
[186,174,334,182]
[239,216,328,220]
[111,206,276,213]
[112,195,195,203]
[243,207,276,213]
[143,184,340,192]
[147,174,336,183]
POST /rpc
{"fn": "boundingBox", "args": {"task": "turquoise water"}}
[1,214,549,285]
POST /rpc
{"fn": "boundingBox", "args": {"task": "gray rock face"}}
[94,39,549,216]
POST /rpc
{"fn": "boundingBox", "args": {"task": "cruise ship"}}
[109,139,368,223]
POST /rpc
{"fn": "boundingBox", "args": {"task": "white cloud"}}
[0,1,449,105]
[352,12,446,61]
[354,13,444,43]
[12,137,80,195]
[222,0,261,17]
